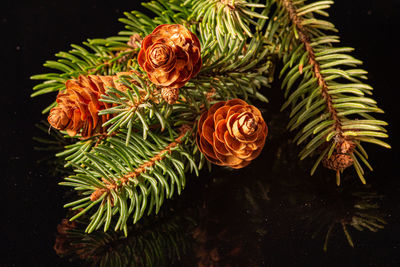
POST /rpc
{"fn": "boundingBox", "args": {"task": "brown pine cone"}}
[322,139,355,171]
[196,99,268,169]
[138,24,202,89]
[161,87,179,104]
[48,71,136,138]
[322,152,354,171]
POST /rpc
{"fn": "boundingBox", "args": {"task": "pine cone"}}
[196,99,268,169]
[322,152,354,171]
[48,72,135,138]
[138,24,202,89]
[161,87,179,104]
[322,139,355,171]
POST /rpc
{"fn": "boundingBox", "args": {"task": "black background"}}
[2,0,400,266]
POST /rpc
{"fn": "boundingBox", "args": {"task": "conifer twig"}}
[280,0,343,141]
[90,125,191,201]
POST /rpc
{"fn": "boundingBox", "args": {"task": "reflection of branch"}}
[54,208,194,266]
[192,175,268,267]
[351,212,386,232]
[323,211,387,252]
[318,189,387,251]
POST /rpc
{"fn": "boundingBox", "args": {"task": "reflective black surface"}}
[2,0,400,266]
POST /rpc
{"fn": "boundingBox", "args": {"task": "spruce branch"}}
[89,125,191,202]
[188,0,269,40]
[31,36,141,113]
[269,0,390,184]
[61,125,197,234]
[98,71,165,143]
[280,0,342,138]
[31,0,193,113]
[31,0,393,235]
[188,16,274,106]
[120,0,196,35]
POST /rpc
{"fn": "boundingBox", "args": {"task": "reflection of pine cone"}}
[138,24,202,89]
[48,72,134,138]
[196,99,268,169]
[54,219,77,256]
